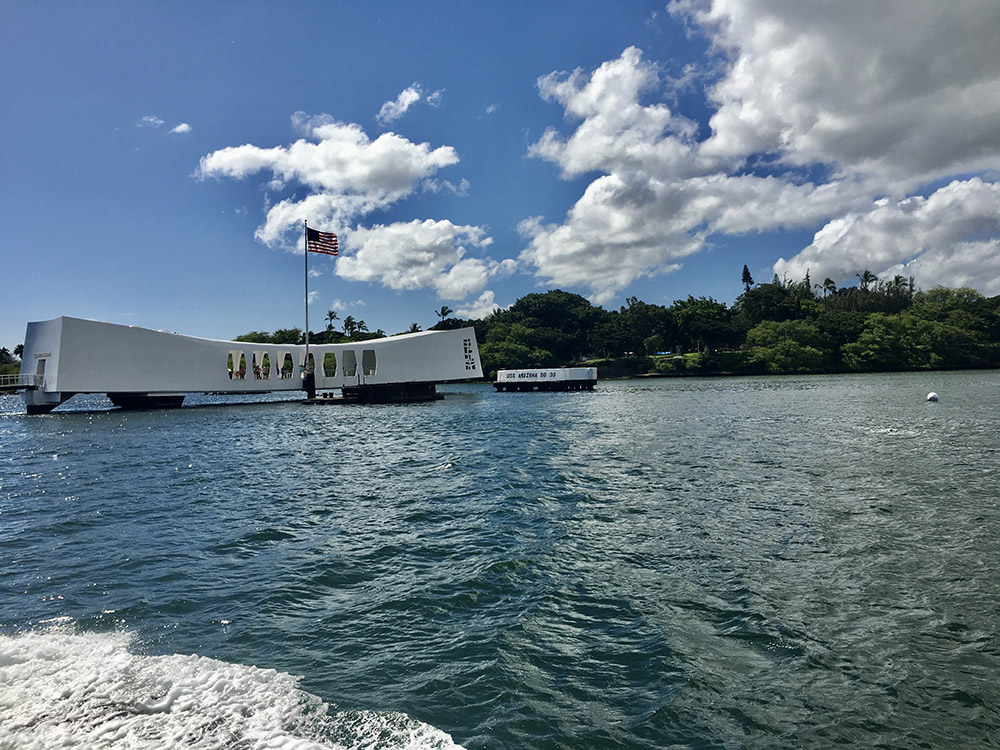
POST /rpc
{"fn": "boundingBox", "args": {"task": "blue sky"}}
[4,1,1000,350]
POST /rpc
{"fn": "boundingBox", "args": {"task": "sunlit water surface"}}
[2,372,998,749]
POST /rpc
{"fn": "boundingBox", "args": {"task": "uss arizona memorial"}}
[17,316,482,414]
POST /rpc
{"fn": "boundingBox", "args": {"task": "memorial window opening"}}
[323,352,338,378]
[252,351,268,380]
[342,350,357,377]
[228,351,247,380]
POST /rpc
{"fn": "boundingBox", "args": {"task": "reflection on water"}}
[2,370,999,748]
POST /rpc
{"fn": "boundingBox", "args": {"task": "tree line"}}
[466,271,1000,378]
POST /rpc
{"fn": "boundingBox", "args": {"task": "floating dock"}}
[493,367,597,392]
[18,316,482,413]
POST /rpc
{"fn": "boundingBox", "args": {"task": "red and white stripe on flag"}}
[306,227,338,255]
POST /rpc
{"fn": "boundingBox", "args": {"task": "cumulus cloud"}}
[689,0,1000,184]
[520,46,857,302]
[456,290,502,319]
[138,115,164,128]
[198,114,505,301]
[197,114,460,248]
[337,219,497,299]
[521,1,1000,301]
[774,178,1000,294]
[170,123,192,134]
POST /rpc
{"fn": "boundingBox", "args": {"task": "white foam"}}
[0,629,464,750]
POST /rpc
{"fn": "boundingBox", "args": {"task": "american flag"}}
[306,227,338,255]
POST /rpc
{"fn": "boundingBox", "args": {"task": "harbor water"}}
[1,371,998,748]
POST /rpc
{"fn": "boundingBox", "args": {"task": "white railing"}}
[0,373,42,389]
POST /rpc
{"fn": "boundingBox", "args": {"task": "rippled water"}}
[2,372,999,748]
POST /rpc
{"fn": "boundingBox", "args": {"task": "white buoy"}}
[927,392,938,402]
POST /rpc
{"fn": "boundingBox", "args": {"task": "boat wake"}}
[0,629,463,750]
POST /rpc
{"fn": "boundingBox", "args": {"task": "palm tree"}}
[435,305,453,321]
[857,270,877,292]
[325,309,339,332]
[342,315,358,337]
[408,323,422,333]
[821,278,837,297]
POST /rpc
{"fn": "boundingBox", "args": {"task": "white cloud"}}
[337,219,497,299]
[521,2,1000,301]
[687,0,1000,185]
[774,178,1000,295]
[456,290,501,319]
[376,84,444,125]
[170,123,192,134]
[530,46,700,180]
[377,84,424,125]
[138,115,164,128]
[197,114,459,248]
[197,113,510,303]
[521,46,848,303]
[330,298,365,312]
[426,89,444,108]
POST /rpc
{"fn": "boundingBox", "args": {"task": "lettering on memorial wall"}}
[463,337,476,371]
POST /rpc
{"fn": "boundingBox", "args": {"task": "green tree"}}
[747,339,827,373]
[734,281,807,329]
[436,305,453,321]
[617,297,676,355]
[325,309,339,331]
[744,319,832,351]
[670,296,737,352]
[590,315,630,358]
[838,312,971,371]
[478,340,554,378]
[744,319,835,373]
[912,287,990,325]
[741,265,754,292]
[271,328,304,344]
[234,331,272,343]
[478,290,607,361]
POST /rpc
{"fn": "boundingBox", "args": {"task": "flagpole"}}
[304,219,310,365]
[302,219,316,399]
